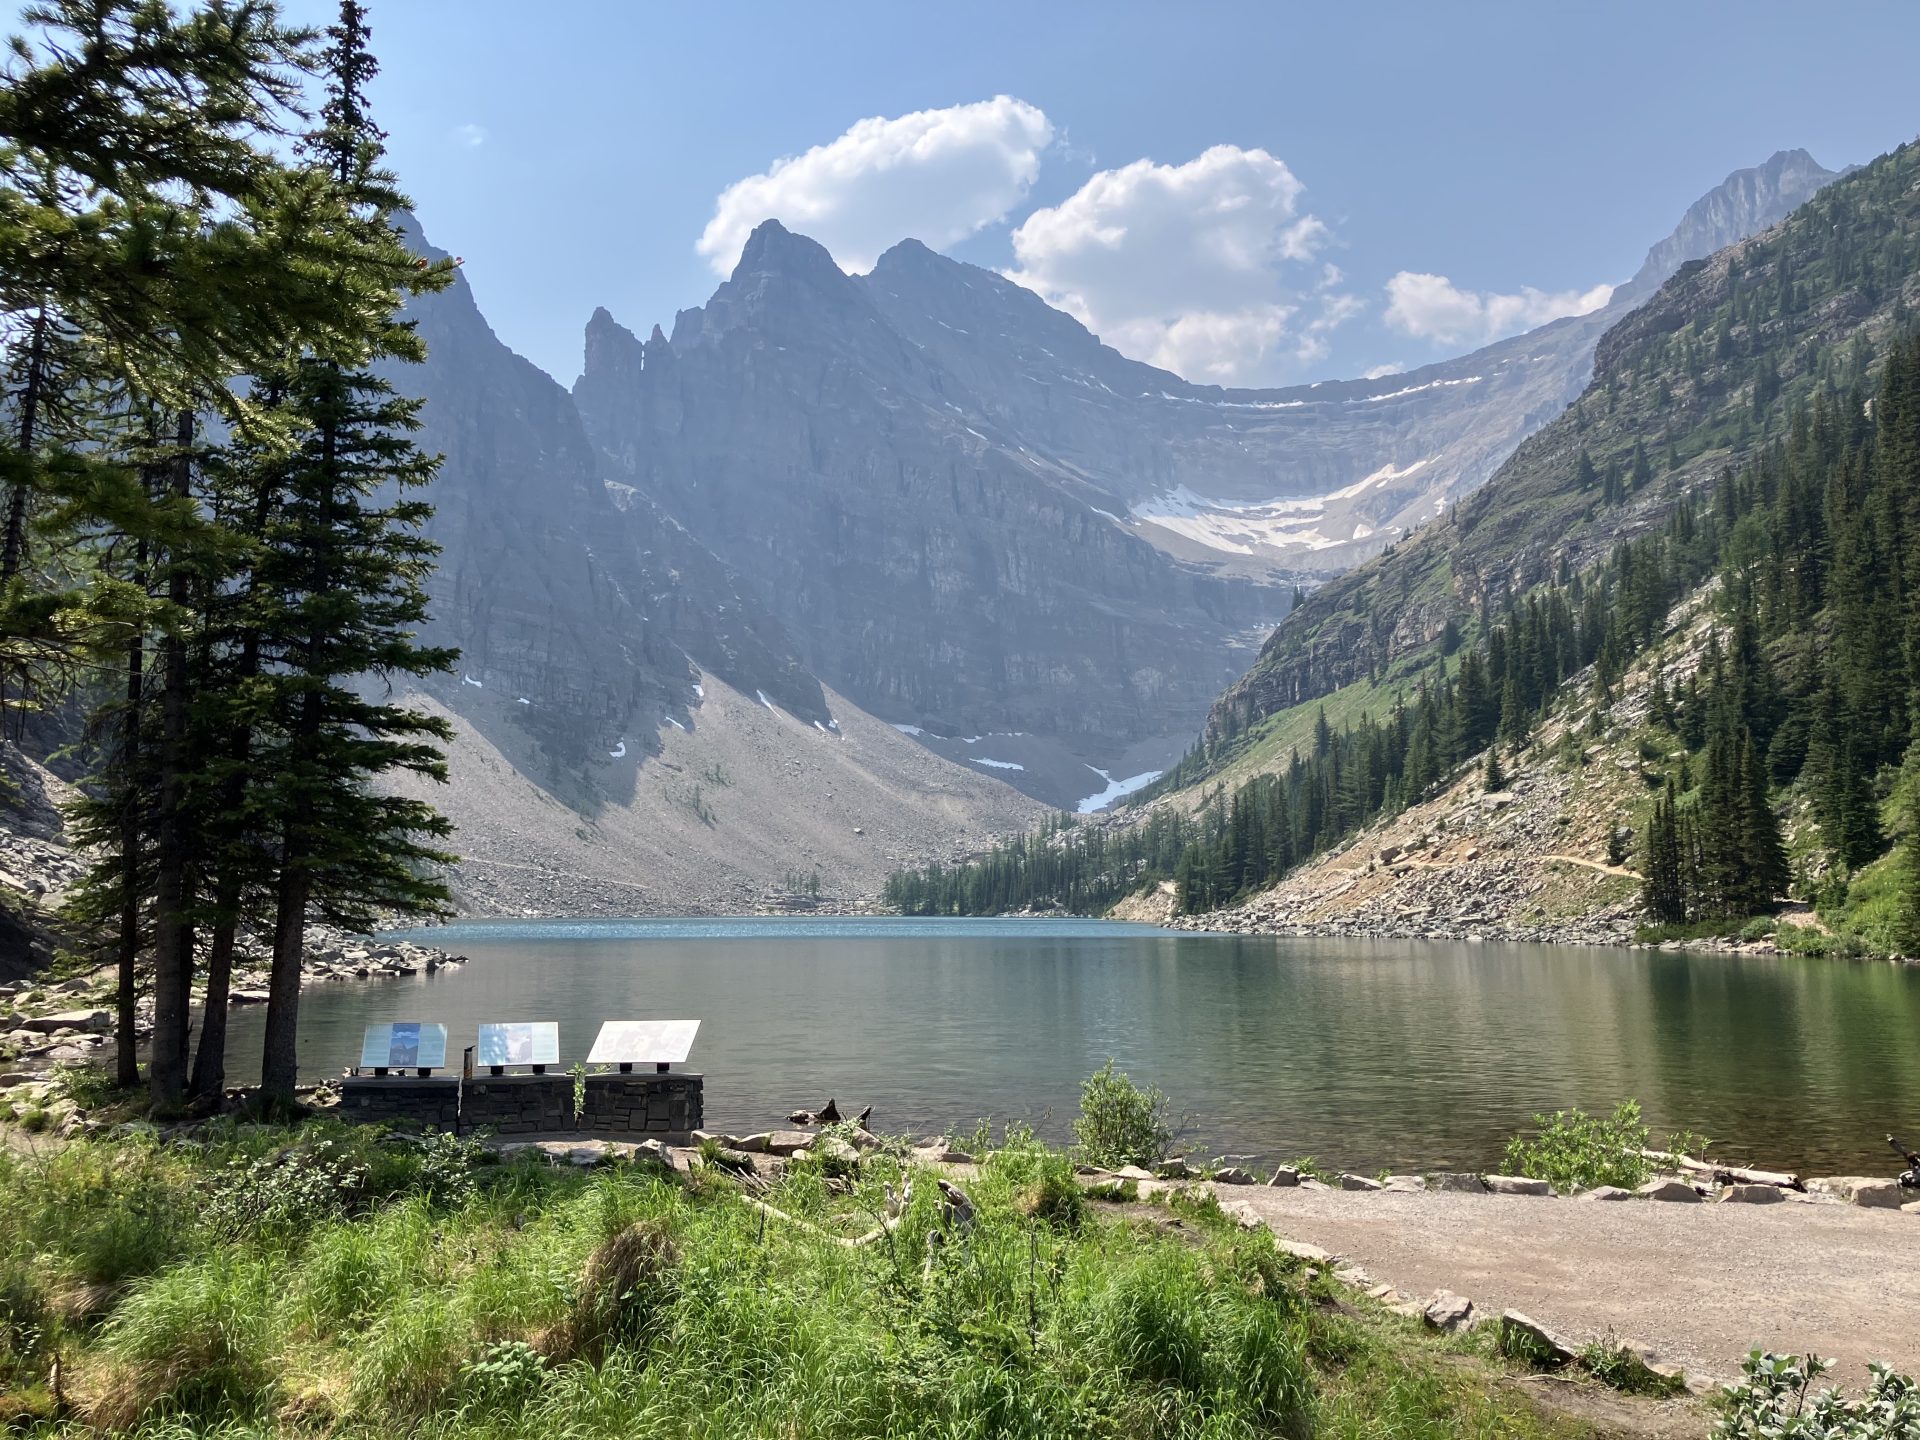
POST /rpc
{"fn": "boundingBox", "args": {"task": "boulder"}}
[0,1072,35,1089]
[1427,1172,1489,1194]
[731,1131,772,1153]
[814,1135,860,1168]
[1499,1310,1576,1365]
[764,1130,816,1156]
[627,1139,674,1168]
[1423,1290,1475,1331]
[20,1010,110,1035]
[1718,1183,1787,1204]
[1275,1238,1333,1264]
[1578,1186,1637,1201]
[1383,1174,1427,1193]
[1482,1175,1553,1196]
[1114,1164,1156,1182]
[1339,1173,1383,1192]
[1266,1165,1301,1187]
[1806,1176,1905,1209]
[1638,1178,1700,1202]
[1211,1166,1256,1185]
[1154,1157,1198,1180]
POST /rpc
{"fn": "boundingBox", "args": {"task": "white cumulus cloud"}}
[1383,271,1614,348]
[1005,145,1345,384]
[697,96,1053,276]
[451,123,486,149]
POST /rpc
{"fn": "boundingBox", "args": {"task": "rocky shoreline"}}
[0,926,467,1091]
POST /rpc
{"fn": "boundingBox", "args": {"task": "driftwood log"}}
[741,1177,924,1250]
[1640,1149,1803,1190]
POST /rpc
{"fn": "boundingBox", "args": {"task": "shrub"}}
[398,1128,486,1210]
[459,1338,549,1410]
[1715,1352,1919,1438]
[1073,1060,1174,1169]
[202,1136,372,1239]
[1501,1100,1652,1192]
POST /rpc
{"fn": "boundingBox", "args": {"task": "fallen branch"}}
[1640,1149,1801,1190]
[740,1196,905,1249]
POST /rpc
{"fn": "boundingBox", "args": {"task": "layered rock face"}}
[572,222,1286,767]
[391,216,829,804]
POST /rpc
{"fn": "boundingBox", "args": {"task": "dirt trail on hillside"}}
[1231,1186,1919,1390]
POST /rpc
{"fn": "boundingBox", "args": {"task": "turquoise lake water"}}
[218,917,1920,1174]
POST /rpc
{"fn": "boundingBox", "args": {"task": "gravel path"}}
[1231,1186,1920,1389]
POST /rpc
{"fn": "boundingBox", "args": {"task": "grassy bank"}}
[0,1119,1631,1439]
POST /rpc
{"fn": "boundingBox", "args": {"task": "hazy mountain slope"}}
[860,151,1839,573]
[394,216,833,805]
[572,221,1287,805]
[1204,140,1919,750]
[386,673,1048,917]
[386,219,1045,906]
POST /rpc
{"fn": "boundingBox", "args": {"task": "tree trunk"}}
[147,409,197,1109]
[260,853,309,1106]
[2,305,48,582]
[188,911,237,1102]
[114,608,144,1090]
[189,633,260,1103]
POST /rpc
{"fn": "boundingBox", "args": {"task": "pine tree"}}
[1897,778,1920,957]
[251,1,457,1104]
[1483,746,1506,793]
[1642,782,1687,925]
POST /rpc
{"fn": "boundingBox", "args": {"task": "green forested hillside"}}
[888,140,1920,942]
[1208,137,1920,746]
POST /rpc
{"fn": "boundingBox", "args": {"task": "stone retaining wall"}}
[460,1074,575,1135]
[579,1072,702,1136]
[335,1071,702,1137]
[337,1075,460,1129]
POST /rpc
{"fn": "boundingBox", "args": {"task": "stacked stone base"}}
[336,1071,701,1138]
[579,1072,702,1136]
[336,1075,460,1129]
[461,1074,575,1135]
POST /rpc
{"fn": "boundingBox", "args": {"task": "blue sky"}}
[283,0,1919,389]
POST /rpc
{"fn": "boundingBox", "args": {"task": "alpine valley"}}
[371,148,1847,915]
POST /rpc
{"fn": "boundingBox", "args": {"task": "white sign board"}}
[477,1021,560,1067]
[587,1019,700,1066]
[359,1021,448,1070]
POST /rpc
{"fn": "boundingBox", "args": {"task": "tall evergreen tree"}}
[251,0,456,1104]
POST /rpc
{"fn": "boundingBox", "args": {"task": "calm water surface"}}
[218,918,1920,1174]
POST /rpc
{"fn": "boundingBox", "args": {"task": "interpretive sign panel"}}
[359,1021,448,1070]
[587,1019,700,1066]
[477,1021,560,1067]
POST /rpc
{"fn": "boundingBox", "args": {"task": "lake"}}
[218,918,1920,1175]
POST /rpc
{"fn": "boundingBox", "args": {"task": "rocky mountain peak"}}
[1622,148,1839,301]
[580,305,646,389]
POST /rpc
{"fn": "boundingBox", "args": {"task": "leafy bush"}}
[202,1136,373,1239]
[459,1338,549,1409]
[1501,1100,1651,1192]
[1073,1060,1174,1169]
[51,1061,123,1111]
[1715,1351,1920,1438]
[398,1127,486,1210]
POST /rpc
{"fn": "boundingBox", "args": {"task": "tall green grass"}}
[0,1121,1608,1438]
